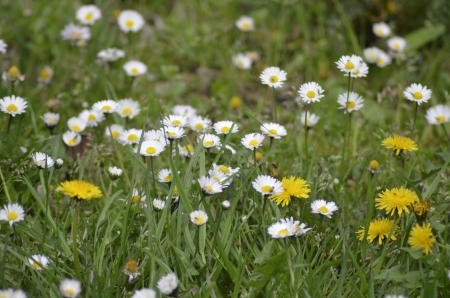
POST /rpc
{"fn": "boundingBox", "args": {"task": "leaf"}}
[405,24,445,53]
[254,240,274,264]
[248,251,288,297]
[430,219,446,232]
[400,247,423,260]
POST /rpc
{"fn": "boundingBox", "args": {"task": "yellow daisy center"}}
[277,229,289,236]
[237,60,244,67]
[261,185,272,193]
[394,43,400,49]
[127,134,138,141]
[249,140,258,146]
[369,160,379,170]
[306,119,311,124]
[213,176,220,182]
[164,175,172,182]
[85,13,93,21]
[241,23,251,30]
[376,29,384,35]
[204,141,214,147]
[219,165,230,173]
[68,139,77,145]
[413,92,423,100]
[112,131,120,138]
[7,104,18,112]
[194,217,205,224]
[369,54,375,59]
[132,195,140,204]
[167,132,176,137]
[306,90,316,98]
[436,116,445,123]
[221,127,230,133]
[66,289,75,295]
[88,114,96,121]
[172,120,181,125]
[7,211,18,221]
[126,20,134,28]
[195,123,203,130]
[345,61,355,70]
[40,68,51,79]
[72,125,81,132]
[102,105,111,111]
[318,206,329,213]
[268,129,278,135]
[146,147,156,154]
[206,185,213,192]
[269,75,279,83]
[122,108,132,116]
[378,58,384,64]
[347,101,355,109]
[48,117,54,123]
[131,68,139,74]
[31,262,42,269]
[353,69,360,75]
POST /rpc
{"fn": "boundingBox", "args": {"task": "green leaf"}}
[400,247,423,260]
[405,24,445,53]
[248,251,288,296]
[254,240,274,264]
[430,219,446,232]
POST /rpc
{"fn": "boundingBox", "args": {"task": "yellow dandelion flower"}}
[375,187,418,216]
[381,135,418,156]
[57,180,103,201]
[412,199,430,224]
[269,176,310,207]
[408,223,435,255]
[357,218,400,245]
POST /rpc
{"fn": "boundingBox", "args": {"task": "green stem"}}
[211,209,223,252]
[272,88,278,122]
[304,107,309,169]
[150,157,157,199]
[72,207,81,280]
[285,239,297,297]
[340,75,352,176]
[251,194,267,248]
[441,124,450,146]
[10,83,14,96]
[105,115,130,186]
[0,167,11,203]
[411,103,418,138]
[39,170,48,251]
[253,149,257,167]
[6,114,12,134]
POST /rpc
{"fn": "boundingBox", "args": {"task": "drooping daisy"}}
[97,48,125,62]
[376,50,392,68]
[363,47,381,64]
[172,105,197,118]
[76,5,102,25]
[189,116,212,133]
[232,53,252,69]
[375,187,419,216]
[297,82,325,104]
[300,111,320,127]
[252,175,283,196]
[0,39,7,54]
[211,163,240,176]
[2,65,25,84]
[38,66,54,84]
[156,273,178,297]
[105,124,124,139]
[144,130,168,145]
[162,126,185,140]
[67,117,87,132]
[241,133,265,150]
[285,217,312,237]
[404,83,432,105]
[0,203,25,226]
[337,92,364,113]
[79,110,104,127]
[179,144,194,157]
[373,22,391,37]
[408,223,435,255]
[108,166,123,180]
[131,288,156,298]
[260,122,287,139]
[31,152,54,169]
[130,188,146,205]
[208,168,233,188]
[260,67,287,88]
[356,218,399,244]
[162,115,189,127]
[267,220,296,239]
[61,23,91,41]
[235,16,255,31]
[118,10,145,33]
[29,254,50,270]
[122,260,141,282]
[198,133,221,149]
[310,200,339,218]
[93,100,118,114]
[62,131,82,147]
[57,180,103,201]
[425,105,450,125]
[213,120,239,135]
[198,175,223,195]
[347,61,369,78]
[157,169,173,183]
[59,278,82,298]
[269,176,310,207]
[381,135,418,156]
[335,55,363,74]
[0,95,27,117]
[387,37,407,52]
[117,99,140,119]
[190,210,208,226]
[123,60,147,76]
[139,140,165,157]
[153,199,165,211]
[117,128,143,145]
[41,112,60,127]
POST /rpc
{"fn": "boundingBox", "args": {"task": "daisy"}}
[222,200,231,209]
[0,95,27,117]
[337,92,364,113]
[267,220,296,238]
[198,133,221,149]
[235,16,255,31]
[97,48,125,62]
[190,210,208,226]
[131,289,156,298]
[79,110,104,127]
[31,152,54,169]
[2,65,25,84]
[105,124,124,139]
[260,67,287,88]
[179,144,194,157]
[224,145,236,155]
[122,260,141,282]
[144,130,168,145]
[162,126,185,140]
[376,50,392,68]
[55,158,64,169]
[246,51,259,62]
[0,39,6,54]
[211,163,240,176]
[356,218,399,244]
[367,160,381,174]
[252,175,283,196]
[387,37,407,52]
[38,66,54,84]
[139,140,165,157]
[59,279,82,298]
[61,23,91,41]
[153,199,165,211]
[346,61,369,78]
[408,223,435,255]
[373,22,391,37]
[213,120,239,135]
[381,135,418,156]
[298,82,325,104]
[108,166,123,180]
[162,115,189,127]
[93,100,118,114]
[156,273,178,297]
[76,5,102,25]
[58,180,103,200]
[335,55,363,74]
[241,133,265,150]
[260,122,287,139]
[67,117,87,132]
[198,175,223,195]
[157,168,173,183]
[123,60,147,76]
[425,105,450,125]
[0,289,27,298]
[118,10,145,33]
[62,131,82,147]
[118,128,143,145]
[189,116,212,133]
[300,111,320,127]
[41,112,60,127]
[363,47,381,64]
[281,217,312,237]
[404,83,432,105]
[232,53,252,69]
[117,99,140,119]
[0,203,25,226]
[130,188,146,204]
[310,200,339,218]
[172,105,197,118]
[375,187,419,216]
[269,176,310,207]
[208,168,232,188]
[29,254,50,270]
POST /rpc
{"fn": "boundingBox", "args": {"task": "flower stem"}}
[304,107,309,169]
[0,167,11,203]
[253,149,257,167]
[105,115,130,187]
[272,88,278,122]
[6,114,12,133]
[72,207,81,280]
[340,75,352,176]
[411,102,418,138]
[150,157,157,199]
[251,194,267,248]
[441,124,450,146]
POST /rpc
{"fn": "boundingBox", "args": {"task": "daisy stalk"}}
[411,102,418,138]
[0,167,11,203]
[71,206,82,280]
[251,194,268,248]
[271,87,277,122]
[105,114,130,186]
[340,75,352,175]
[303,107,308,167]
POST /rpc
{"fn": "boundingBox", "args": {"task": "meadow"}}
[1,0,450,297]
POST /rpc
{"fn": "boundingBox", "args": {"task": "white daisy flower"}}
[232,53,252,69]
[280,217,312,237]
[387,37,407,52]
[93,100,118,114]
[76,5,102,25]
[198,175,223,195]
[38,66,54,84]
[130,188,146,205]
[59,278,82,298]
[252,175,283,196]
[117,99,140,119]
[189,116,212,133]
[67,117,87,132]
[153,199,165,211]
[157,169,172,183]
[376,50,392,68]
[0,203,25,226]
[62,131,82,147]
[0,289,27,298]
[246,51,259,62]
[260,67,287,88]
[208,168,232,188]
[267,220,296,238]
[162,115,189,127]
[241,133,265,150]
[335,55,363,74]
[156,272,178,296]
[373,22,391,37]
[0,39,7,54]
[0,95,27,117]
[105,124,124,139]
[140,140,165,157]
[61,23,91,41]
[404,83,432,105]
[179,144,194,157]
[162,126,185,140]
[118,128,143,145]
[211,163,240,176]
[300,111,320,127]
[97,48,125,62]
[225,145,236,155]
[235,16,255,31]
[198,133,221,149]
[297,82,325,104]
[346,61,368,78]
[41,112,60,127]
[79,110,104,127]
[172,105,197,118]
[144,130,168,145]
[55,158,64,169]
[425,105,450,125]
[118,10,145,33]
[190,210,208,226]
[337,92,365,113]
[363,47,381,64]
[131,288,156,298]
[213,120,239,135]
[31,152,54,169]
[222,200,231,209]
[108,166,123,179]
[260,122,287,139]
[29,254,50,270]
[2,66,25,84]
[310,199,339,218]
[123,60,147,76]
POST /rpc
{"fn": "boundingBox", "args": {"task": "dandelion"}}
[3,65,25,84]
[376,50,392,68]
[235,16,254,31]
[57,180,103,200]
[260,122,287,139]
[117,99,141,119]
[105,124,124,139]
[387,37,407,52]
[190,210,209,226]
[157,272,178,297]
[404,83,432,105]
[131,289,157,298]
[367,160,381,174]
[31,152,54,169]
[172,105,197,118]
[267,220,296,239]
[310,200,339,218]
[0,203,25,226]
[28,254,50,270]
[229,96,242,109]
[375,187,419,216]
[198,133,221,149]
[61,23,91,42]
[118,10,145,33]
[153,199,165,211]
[76,5,102,25]
[241,133,265,150]
[260,67,287,88]
[269,176,310,207]
[300,111,320,127]
[356,218,399,244]
[0,95,27,117]
[59,279,82,298]
[97,48,125,62]
[337,92,364,113]
[79,110,104,127]
[93,100,118,114]
[117,128,143,145]
[162,115,189,127]
[158,169,173,183]
[189,116,212,133]
[108,166,123,180]
[38,66,53,84]
[123,60,147,76]
[408,223,435,255]
[412,199,430,225]
[298,82,325,104]
[140,140,165,157]
[232,53,252,69]
[363,47,381,63]
[198,175,223,195]
[425,105,450,125]
[335,55,363,74]
[213,120,239,135]
[381,135,418,156]
[122,260,141,282]
[0,39,7,54]
[67,117,87,132]
[373,22,391,37]
[252,175,283,196]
